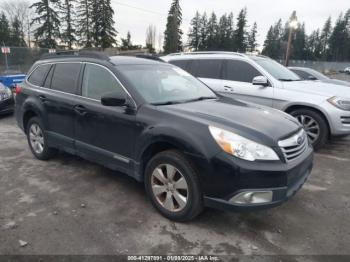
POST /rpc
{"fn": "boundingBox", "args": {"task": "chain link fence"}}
[0,47,151,75]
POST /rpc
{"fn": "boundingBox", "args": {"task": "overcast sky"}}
[115,0,349,50]
[1,0,349,50]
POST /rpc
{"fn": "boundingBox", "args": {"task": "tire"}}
[290,109,329,150]
[144,150,203,222]
[26,117,57,160]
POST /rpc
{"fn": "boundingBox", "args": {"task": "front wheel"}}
[144,150,203,222]
[290,109,329,150]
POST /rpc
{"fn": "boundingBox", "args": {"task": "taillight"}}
[15,85,22,95]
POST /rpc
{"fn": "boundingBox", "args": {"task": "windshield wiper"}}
[151,96,216,106]
[183,96,217,103]
[151,101,183,106]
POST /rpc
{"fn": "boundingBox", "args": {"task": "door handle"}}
[38,95,47,102]
[74,105,87,116]
[224,86,235,92]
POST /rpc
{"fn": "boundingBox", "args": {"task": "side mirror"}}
[101,92,127,107]
[252,76,269,87]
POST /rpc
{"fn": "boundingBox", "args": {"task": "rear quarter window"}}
[51,63,81,94]
[28,64,52,86]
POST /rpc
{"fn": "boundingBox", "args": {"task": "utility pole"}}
[285,11,298,66]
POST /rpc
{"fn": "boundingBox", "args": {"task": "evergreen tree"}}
[198,12,208,50]
[188,11,201,51]
[329,13,348,61]
[30,0,61,48]
[292,23,307,60]
[224,12,235,50]
[306,29,322,60]
[91,0,117,49]
[60,0,76,49]
[163,0,183,54]
[121,31,131,50]
[0,12,10,45]
[206,12,219,50]
[233,8,248,52]
[76,0,93,47]
[320,17,332,59]
[9,17,27,47]
[247,22,258,52]
[262,26,275,57]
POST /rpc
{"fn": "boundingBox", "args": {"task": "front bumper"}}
[321,101,350,136]
[0,97,14,115]
[199,146,313,211]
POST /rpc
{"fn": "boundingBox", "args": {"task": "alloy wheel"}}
[296,114,320,144]
[151,164,189,212]
[29,123,45,154]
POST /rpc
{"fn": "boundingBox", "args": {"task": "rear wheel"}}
[26,117,57,160]
[290,109,329,150]
[144,150,203,222]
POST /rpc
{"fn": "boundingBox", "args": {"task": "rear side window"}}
[51,63,81,94]
[169,60,190,71]
[191,59,223,79]
[82,64,125,100]
[28,64,52,86]
[224,60,261,83]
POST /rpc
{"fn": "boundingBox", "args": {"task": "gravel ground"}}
[0,114,350,259]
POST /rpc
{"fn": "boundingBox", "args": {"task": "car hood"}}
[282,80,350,98]
[158,97,301,146]
[324,79,350,87]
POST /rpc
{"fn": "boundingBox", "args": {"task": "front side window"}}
[224,60,262,83]
[51,63,81,94]
[117,64,216,104]
[82,64,125,100]
[28,64,52,86]
[192,59,223,79]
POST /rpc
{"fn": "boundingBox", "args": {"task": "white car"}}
[162,52,350,149]
[345,67,350,74]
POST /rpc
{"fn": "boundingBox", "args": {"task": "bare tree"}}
[0,0,34,47]
[146,24,157,53]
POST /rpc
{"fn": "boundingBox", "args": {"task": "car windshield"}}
[306,68,329,80]
[253,58,301,81]
[117,64,217,105]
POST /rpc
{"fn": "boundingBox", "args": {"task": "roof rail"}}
[166,51,247,57]
[40,50,110,61]
[135,54,165,62]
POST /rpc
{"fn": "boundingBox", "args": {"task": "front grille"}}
[341,116,350,125]
[278,129,308,162]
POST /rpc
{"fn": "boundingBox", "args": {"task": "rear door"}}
[74,63,136,174]
[44,62,82,153]
[188,59,224,91]
[222,59,273,107]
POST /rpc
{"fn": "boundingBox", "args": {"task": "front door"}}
[74,63,136,174]
[221,59,273,107]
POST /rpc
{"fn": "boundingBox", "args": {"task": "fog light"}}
[229,191,273,204]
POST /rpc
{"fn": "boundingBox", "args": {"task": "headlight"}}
[0,88,12,101]
[328,96,350,111]
[209,126,279,161]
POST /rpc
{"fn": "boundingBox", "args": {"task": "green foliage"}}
[76,0,93,47]
[0,12,10,45]
[91,0,117,49]
[30,0,61,48]
[60,0,76,49]
[233,8,248,52]
[163,0,183,54]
